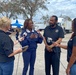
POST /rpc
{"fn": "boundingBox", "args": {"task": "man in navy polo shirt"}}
[43,15,64,75]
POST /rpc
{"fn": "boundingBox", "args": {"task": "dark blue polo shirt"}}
[67,36,76,64]
[43,25,64,52]
[0,30,15,62]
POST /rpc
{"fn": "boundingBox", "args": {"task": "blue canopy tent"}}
[11,20,23,28]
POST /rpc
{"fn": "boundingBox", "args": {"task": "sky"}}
[1,0,76,23]
[33,0,76,21]
[11,0,76,27]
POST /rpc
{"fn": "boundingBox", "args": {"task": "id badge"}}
[47,37,52,43]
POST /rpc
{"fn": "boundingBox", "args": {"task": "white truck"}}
[58,18,72,33]
[63,20,72,33]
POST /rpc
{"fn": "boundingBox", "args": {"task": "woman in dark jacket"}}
[0,17,24,75]
[20,19,43,75]
[58,18,76,75]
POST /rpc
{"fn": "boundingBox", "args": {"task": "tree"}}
[0,0,24,19]
[19,0,48,19]
[41,14,49,24]
[0,0,47,20]
[0,1,15,18]
[60,15,72,21]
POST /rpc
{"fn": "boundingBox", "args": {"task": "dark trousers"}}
[16,32,19,40]
[45,50,60,75]
[22,51,36,75]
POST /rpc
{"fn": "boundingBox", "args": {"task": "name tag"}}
[47,37,52,43]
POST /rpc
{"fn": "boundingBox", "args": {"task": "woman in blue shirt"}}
[20,19,43,75]
[57,18,76,75]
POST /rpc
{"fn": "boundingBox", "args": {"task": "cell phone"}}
[22,45,28,52]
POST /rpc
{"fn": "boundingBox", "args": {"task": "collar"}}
[0,30,6,33]
[26,29,34,33]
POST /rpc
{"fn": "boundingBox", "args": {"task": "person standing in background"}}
[43,15,64,75]
[15,27,20,40]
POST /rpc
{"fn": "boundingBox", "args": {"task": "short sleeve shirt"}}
[67,36,76,63]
